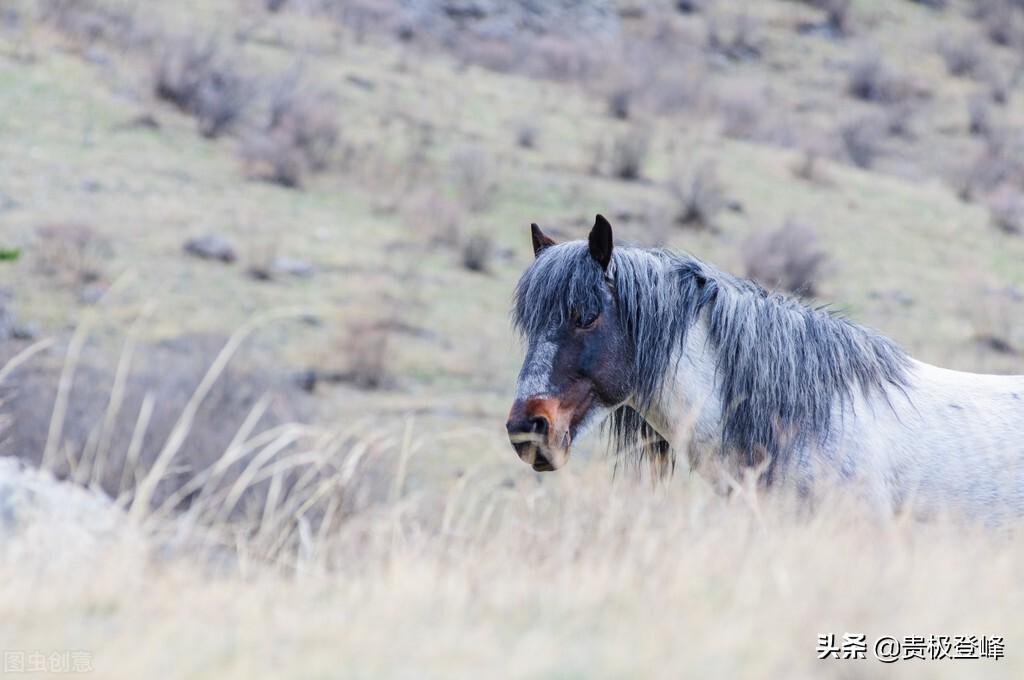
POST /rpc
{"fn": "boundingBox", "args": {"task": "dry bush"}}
[964,283,1024,355]
[986,67,1016,105]
[242,73,341,188]
[154,35,251,138]
[952,147,1018,201]
[450,147,496,213]
[795,0,854,38]
[460,232,494,273]
[267,76,340,172]
[839,115,884,169]
[967,94,995,137]
[400,188,464,247]
[607,83,634,120]
[526,35,599,81]
[742,221,830,297]
[809,0,855,37]
[792,149,830,184]
[594,129,650,182]
[34,223,109,289]
[706,12,761,62]
[40,0,140,49]
[452,38,524,74]
[717,90,765,140]
[937,36,985,79]
[338,321,394,390]
[668,162,726,230]
[846,53,911,104]
[647,62,709,115]
[883,100,919,139]
[241,135,306,188]
[989,190,1024,234]
[974,0,1024,48]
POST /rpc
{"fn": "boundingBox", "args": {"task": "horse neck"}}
[636,313,724,456]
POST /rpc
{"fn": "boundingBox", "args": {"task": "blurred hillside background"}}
[2,0,1024,678]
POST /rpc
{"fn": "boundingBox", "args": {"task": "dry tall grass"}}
[2,323,1023,679]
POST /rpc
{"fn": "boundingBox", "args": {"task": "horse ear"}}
[531,223,556,258]
[588,214,613,270]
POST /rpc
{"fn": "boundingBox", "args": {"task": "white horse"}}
[506,216,1024,517]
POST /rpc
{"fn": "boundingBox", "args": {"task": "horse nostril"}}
[527,416,549,436]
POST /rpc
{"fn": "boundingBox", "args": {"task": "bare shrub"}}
[742,221,830,297]
[400,188,464,247]
[450,147,496,213]
[154,35,251,138]
[989,190,1024,234]
[452,38,524,74]
[839,116,884,169]
[965,284,1024,355]
[986,67,1015,105]
[975,1,1024,48]
[338,321,394,390]
[796,0,854,38]
[527,35,598,81]
[649,64,709,115]
[242,73,342,188]
[937,36,985,79]
[40,0,139,49]
[34,223,109,288]
[967,95,995,137]
[818,0,854,37]
[952,146,1018,201]
[846,53,911,104]
[460,232,494,273]
[267,77,340,172]
[717,90,764,140]
[241,134,306,188]
[792,149,832,185]
[601,129,650,182]
[668,162,726,230]
[607,85,633,120]
[706,11,761,61]
[883,100,919,139]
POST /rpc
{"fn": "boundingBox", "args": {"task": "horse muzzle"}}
[506,398,572,471]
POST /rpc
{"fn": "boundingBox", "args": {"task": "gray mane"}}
[512,241,911,480]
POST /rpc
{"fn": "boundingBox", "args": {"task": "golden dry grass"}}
[4,438,1024,679]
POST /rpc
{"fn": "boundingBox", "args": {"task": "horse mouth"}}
[531,454,557,472]
[509,436,568,472]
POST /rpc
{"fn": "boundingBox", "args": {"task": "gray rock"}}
[271,256,314,278]
[183,234,237,263]
[0,458,144,583]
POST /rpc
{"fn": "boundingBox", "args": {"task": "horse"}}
[506,214,1024,516]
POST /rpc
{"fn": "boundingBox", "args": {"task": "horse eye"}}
[573,309,599,329]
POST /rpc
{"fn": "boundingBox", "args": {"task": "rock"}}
[183,234,237,263]
[11,322,37,341]
[0,458,144,584]
[271,256,314,278]
[293,368,318,393]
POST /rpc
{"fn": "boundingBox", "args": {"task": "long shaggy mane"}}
[513,242,910,480]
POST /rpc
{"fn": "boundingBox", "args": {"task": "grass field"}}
[2,0,1024,677]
